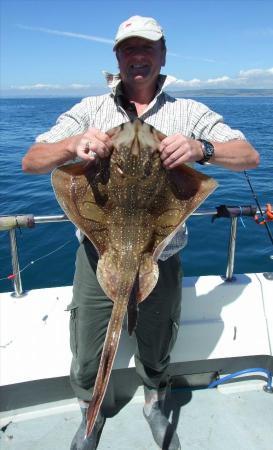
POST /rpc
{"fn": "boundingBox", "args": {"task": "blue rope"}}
[208,367,273,391]
[171,368,273,393]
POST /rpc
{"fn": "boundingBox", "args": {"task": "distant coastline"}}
[168,89,273,98]
[1,89,273,99]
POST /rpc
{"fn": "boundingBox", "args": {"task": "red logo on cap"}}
[125,22,132,28]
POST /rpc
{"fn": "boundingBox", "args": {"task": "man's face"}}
[116,37,166,88]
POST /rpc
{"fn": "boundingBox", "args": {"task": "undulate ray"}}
[51,119,218,437]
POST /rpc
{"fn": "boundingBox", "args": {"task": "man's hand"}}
[74,128,113,161]
[159,134,203,169]
[22,128,113,174]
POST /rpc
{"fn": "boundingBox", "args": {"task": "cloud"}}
[167,52,216,63]
[3,82,107,97]
[10,83,63,90]
[9,83,93,91]
[17,25,114,45]
[170,67,273,89]
[3,68,273,96]
[239,68,273,78]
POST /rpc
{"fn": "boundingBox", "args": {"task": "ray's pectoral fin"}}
[168,163,217,201]
[153,163,218,260]
[51,161,110,256]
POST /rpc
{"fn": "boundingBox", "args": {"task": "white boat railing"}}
[0,205,268,297]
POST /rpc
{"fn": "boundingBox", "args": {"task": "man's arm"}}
[22,129,112,174]
[22,137,78,174]
[205,139,259,171]
[159,135,260,172]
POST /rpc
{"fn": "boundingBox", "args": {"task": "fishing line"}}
[0,238,75,347]
[244,170,273,248]
[0,238,74,282]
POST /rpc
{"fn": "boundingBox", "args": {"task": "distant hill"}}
[166,89,273,97]
[1,88,273,99]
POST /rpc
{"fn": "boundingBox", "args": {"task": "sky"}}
[1,0,273,96]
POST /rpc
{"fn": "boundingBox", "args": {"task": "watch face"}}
[203,141,214,159]
[196,140,214,164]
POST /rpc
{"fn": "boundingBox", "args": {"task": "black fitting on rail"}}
[212,205,257,222]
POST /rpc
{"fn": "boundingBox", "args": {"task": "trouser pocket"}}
[161,319,179,364]
[68,306,78,358]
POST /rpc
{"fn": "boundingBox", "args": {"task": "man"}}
[22,15,259,450]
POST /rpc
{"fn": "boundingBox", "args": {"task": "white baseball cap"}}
[113,15,164,50]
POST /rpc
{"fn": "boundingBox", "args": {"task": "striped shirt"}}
[36,74,245,260]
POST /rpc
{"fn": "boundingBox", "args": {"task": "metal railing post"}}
[1,215,68,296]
[225,217,238,281]
[9,228,24,297]
[0,208,266,294]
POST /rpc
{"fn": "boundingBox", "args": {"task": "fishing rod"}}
[244,170,273,248]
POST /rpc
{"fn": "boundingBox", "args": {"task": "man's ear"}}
[161,48,166,67]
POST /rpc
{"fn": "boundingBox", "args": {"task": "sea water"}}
[0,96,272,293]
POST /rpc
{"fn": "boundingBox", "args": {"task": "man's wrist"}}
[66,135,80,159]
[196,140,205,162]
[196,139,215,165]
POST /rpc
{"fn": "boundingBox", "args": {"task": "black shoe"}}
[143,402,181,450]
[70,408,105,450]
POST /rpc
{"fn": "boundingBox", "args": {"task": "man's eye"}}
[121,46,133,53]
[120,45,154,53]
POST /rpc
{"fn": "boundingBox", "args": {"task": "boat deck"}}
[1,273,273,449]
[1,383,273,450]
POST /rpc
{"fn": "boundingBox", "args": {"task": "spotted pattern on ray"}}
[51,119,218,438]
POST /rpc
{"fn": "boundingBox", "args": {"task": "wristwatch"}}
[196,139,215,165]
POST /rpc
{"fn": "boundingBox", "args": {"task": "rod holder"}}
[9,228,24,297]
[225,217,238,281]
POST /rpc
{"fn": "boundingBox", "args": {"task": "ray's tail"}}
[85,266,137,438]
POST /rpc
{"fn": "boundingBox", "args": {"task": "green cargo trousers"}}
[68,238,182,401]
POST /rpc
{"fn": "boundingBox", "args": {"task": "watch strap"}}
[196,139,215,165]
